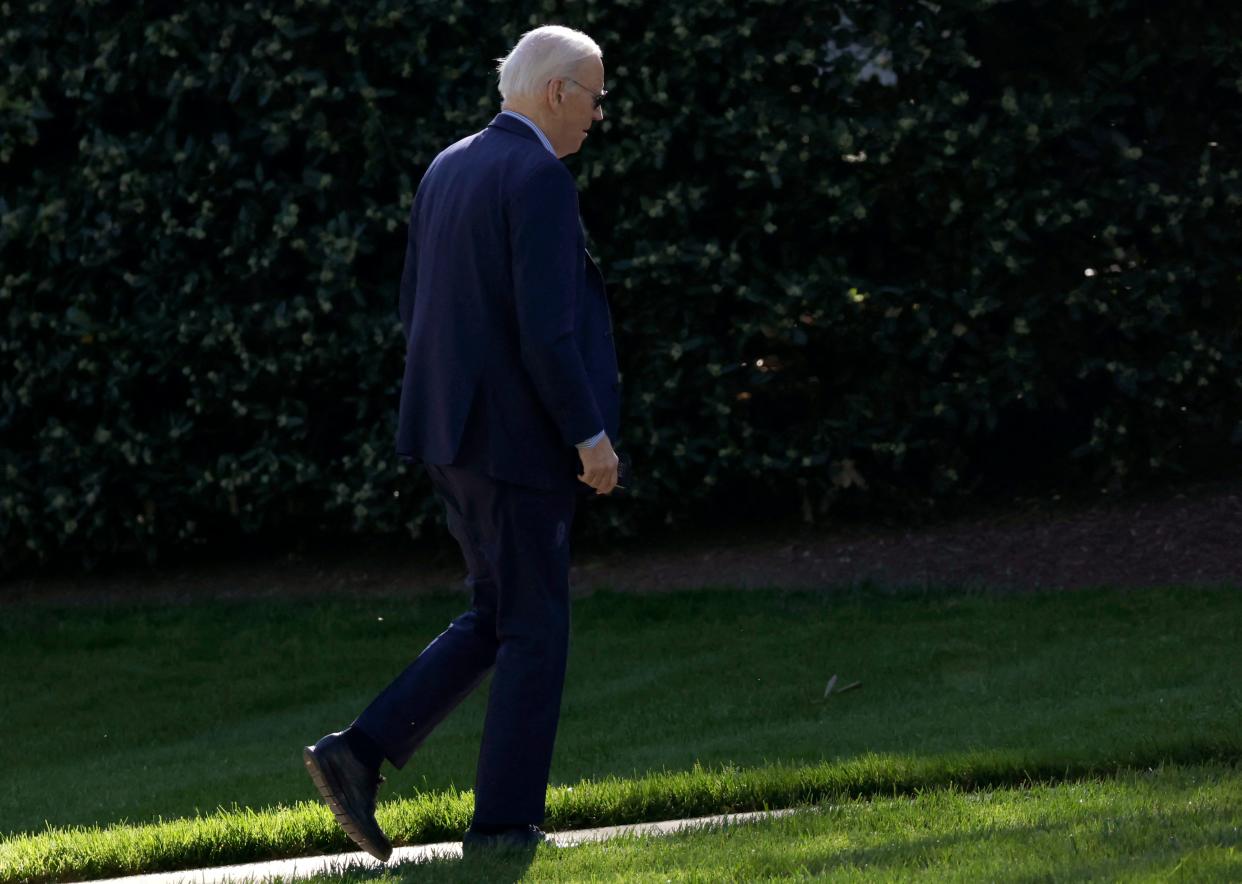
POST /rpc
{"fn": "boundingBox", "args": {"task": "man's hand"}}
[577,433,619,495]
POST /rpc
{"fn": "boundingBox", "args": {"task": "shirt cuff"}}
[575,429,607,450]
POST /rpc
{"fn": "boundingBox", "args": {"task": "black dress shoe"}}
[462,824,551,856]
[303,731,393,862]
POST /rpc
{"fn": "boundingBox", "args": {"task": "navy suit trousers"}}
[351,464,577,827]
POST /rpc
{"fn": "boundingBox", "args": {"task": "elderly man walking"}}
[301,25,620,859]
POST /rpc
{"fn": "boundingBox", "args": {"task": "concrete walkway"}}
[83,808,799,884]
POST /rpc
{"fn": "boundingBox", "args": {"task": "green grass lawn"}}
[1,585,1240,881]
[289,763,1242,882]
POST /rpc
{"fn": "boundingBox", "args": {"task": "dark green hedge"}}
[3,0,1240,572]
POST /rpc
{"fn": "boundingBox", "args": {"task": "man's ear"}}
[545,77,563,111]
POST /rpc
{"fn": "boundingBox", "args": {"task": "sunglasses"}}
[562,77,608,110]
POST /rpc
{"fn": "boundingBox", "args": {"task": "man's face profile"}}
[550,56,606,158]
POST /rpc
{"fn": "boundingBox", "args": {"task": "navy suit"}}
[352,113,620,829]
[394,113,620,490]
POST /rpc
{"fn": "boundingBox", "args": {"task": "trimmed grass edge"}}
[2,740,1240,883]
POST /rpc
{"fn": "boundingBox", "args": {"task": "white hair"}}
[495,25,602,101]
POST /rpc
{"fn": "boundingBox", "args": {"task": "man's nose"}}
[594,105,604,122]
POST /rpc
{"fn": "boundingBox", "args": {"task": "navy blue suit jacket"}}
[395,114,621,492]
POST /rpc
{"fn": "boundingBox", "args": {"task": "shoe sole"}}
[302,746,393,862]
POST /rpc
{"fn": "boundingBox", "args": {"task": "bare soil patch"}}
[2,477,1238,606]
[585,477,1242,594]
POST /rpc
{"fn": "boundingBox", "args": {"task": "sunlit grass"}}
[6,756,1242,883]
[291,763,1242,882]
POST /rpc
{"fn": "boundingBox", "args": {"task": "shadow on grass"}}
[764,771,1242,881]
[796,803,1241,880]
[302,847,539,884]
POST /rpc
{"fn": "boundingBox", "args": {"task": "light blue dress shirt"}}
[499,109,556,157]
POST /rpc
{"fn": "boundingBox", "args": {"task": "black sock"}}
[343,725,385,772]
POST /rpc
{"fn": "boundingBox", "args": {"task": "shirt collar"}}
[498,109,557,157]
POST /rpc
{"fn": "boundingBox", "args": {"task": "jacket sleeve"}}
[508,161,604,448]
[396,199,418,343]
